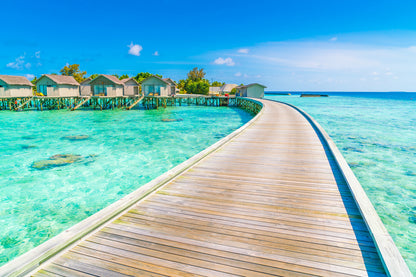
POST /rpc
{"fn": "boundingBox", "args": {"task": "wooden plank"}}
[121,211,383,265]
[104,221,379,277]
[113,215,383,273]
[79,238,277,277]
[36,264,96,277]
[96,230,317,277]
[55,252,167,277]
[132,201,370,233]
[71,96,91,111]
[126,208,375,251]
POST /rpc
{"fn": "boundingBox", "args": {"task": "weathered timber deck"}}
[22,99,405,276]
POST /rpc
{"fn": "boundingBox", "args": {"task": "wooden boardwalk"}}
[32,100,388,276]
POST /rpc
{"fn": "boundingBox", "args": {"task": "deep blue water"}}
[267,91,416,100]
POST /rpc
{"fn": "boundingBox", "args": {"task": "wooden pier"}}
[0,99,410,276]
[0,95,242,111]
[0,96,141,111]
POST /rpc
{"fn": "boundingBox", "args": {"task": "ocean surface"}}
[266,92,416,274]
[0,106,253,266]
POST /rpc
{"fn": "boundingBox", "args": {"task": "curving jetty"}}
[1,99,410,276]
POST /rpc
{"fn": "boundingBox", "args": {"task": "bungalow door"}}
[38,85,47,96]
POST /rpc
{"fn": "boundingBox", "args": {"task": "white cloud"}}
[128,42,143,56]
[25,74,35,80]
[408,46,416,52]
[153,51,159,56]
[6,52,40,71]
[329,37,338,42]
[238,48,249,54]
[234,72,242,77]
[213,57,235,66]
[6,55,27,70]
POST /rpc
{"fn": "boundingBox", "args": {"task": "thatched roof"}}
[80,77,92,85]
[39,74,80,86]
[236,83,267,89]
[101,74,124,85]
[163,78,177,85]
[141,75,169,85]
[209,87,221,92]
[88,74,125,86]
[0,75,33,86]
[220,84,238,92]
[121,77,139,85]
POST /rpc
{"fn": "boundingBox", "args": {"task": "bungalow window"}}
[94,84,106,96]
[145,85,161,95]
[155,85,161,93]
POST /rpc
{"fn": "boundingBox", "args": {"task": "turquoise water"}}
[0,106,252,265]
[266,93,416,274]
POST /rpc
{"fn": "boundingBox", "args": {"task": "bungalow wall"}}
[246,85,264,98]
[123,79,139,96]
[141,77,169,97]
[0,80,32,97]
[90,76,124,97]
[36,78,79,97]
[80,85,91,96]
[238,88,248,97]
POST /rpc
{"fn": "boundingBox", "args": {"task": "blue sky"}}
[2,0,416,91]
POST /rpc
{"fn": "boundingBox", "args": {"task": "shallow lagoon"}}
[0,106,252,265]
[266,93,416,273]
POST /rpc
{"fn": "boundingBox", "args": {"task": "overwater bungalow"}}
[236,83,267,98]
[0,75,34,97]
[141,75,177,97]
[79,77,92,96]
[220,84,238,94]
[89,75,124,97]
[35,74,80,97]
[209,86,221,95]
[121,77,139,96]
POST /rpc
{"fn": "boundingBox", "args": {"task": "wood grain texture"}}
[32,100,388,276]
